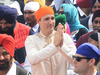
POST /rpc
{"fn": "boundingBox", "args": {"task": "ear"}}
[89,59,95,66]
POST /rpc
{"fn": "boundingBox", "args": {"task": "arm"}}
[58,33,76,66]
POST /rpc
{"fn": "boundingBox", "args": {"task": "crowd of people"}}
[0,0,100,75]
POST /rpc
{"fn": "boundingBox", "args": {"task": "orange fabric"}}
[35,6,54,22]
[14,21,30,49]
[0,34,15,57]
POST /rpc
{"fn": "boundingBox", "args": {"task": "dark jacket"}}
[16,65,31,75]
[80,17,90,29]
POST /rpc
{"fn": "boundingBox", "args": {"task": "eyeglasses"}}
[72,55,91,62]
[93,20,100,24]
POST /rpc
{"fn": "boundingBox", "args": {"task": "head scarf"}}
[91,0,100,8]
[60,4,89,32]
[76,43,100,59]
[24,0,45,7]
[35,6,54,22]
[0,5,17,24]
[24,2,40,11]
[0,34,15,57]
[76,0,91,8]
[92,9,100,22]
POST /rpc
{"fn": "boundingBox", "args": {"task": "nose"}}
[96,23,100,27]
[0,55,4,61]
[2,24,6,29]
[73,58,77,64]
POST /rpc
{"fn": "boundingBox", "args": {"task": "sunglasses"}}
[72,55,91,62]
[94,20,100,24]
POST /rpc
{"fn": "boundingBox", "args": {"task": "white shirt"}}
[25,31,76,75]
[77,7,86,17]
[6,62,16,75]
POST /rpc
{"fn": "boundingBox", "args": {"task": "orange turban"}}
[0,34,15,57]
[35,6,54,22]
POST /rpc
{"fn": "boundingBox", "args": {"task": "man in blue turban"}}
[73,43,100,75]
[0,5,31,65]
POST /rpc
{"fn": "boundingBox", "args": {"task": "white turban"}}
[24,2,40,11]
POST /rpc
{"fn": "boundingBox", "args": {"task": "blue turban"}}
[76,43,100,60]
[91,0,100,8]
[0,5,17,24]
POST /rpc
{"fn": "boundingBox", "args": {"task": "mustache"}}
[94,27,100,30]
[0,59,8,63]
[25,18,31,21]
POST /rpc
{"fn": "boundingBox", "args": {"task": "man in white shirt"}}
[25,6,76,75]
[0,34,31,75]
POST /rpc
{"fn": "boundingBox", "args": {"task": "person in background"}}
[75,0,91,19]
[25,6,76,75]
[80,0,100,31]
[0,5,31,65]
[88,32,100,72]
[73,43,100,75]
[17,0,45,24]
[0,34,31,75]
[76,9,100,48]
[23,2,40,34]
[59,4,89,43]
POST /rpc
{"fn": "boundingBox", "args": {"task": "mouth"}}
[0,62,5,64]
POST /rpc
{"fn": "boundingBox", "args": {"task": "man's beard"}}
[93,27,100,32]
[0,58,12,71]
[0,25,14,36]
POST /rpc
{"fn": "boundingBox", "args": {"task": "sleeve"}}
[25,36,58,65]
[60,33,76,57]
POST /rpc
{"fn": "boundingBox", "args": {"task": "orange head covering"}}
[0,34,15,57]
[35,6,54,22]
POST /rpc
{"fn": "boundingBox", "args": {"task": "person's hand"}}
[54,25,63,47]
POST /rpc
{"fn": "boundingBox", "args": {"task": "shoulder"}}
[16,65,31,75]
[80,17,90,22]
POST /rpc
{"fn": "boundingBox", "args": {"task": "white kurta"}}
[25,31,76,75]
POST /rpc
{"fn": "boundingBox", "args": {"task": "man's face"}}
[38,14,55,34]
[93,17,100,32]
[24,10,37,25]
[0,19,13,35]
[92,2,100,13]
[0,47,12,71]
[73,54,90,74]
